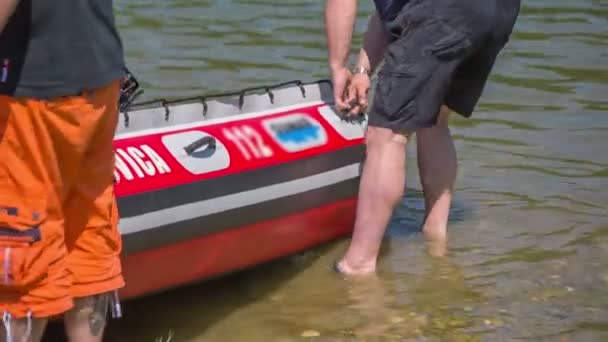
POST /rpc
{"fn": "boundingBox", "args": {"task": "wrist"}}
[330,62,347,73]
[351,66,371,77]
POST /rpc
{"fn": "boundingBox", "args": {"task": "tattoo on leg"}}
[89,312,105,337]
[89,293,110,336]
[72,292,110,337]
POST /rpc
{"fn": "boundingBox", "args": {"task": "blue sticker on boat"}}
[262,114,327,152]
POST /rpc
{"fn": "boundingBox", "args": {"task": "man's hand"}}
[327,9,390,117]
[325,0,358,111]
[331,66,353,112]
[346,72,371,116]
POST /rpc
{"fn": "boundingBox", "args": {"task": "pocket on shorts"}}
[428,19,472,61]
[0,194,50,290]
[375,66,433,120]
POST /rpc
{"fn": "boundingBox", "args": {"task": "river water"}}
[47,0,608,341]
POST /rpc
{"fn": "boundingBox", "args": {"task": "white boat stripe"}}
[115,100,325,139]
[118,163,361,235]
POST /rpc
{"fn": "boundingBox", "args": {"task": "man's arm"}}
[345,11,391,114]
[325,0,358,72]
[356,11,391,73]
[0,0,19,33]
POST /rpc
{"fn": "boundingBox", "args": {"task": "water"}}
[51,0,608,340]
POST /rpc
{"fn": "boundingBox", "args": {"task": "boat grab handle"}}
[183,136,216,156]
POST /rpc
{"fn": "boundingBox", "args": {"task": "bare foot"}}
[423,222,447,257]
[426,237,447,257]
[333,259,377,276]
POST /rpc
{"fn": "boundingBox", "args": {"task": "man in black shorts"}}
[325,0,520,274]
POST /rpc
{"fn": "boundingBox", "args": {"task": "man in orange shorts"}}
[0,0,125,341]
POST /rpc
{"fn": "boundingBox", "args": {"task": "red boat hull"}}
[119,197,356,299]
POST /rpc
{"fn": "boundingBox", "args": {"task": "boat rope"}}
[118,69,332,128]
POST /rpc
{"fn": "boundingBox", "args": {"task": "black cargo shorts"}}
[369,0,521,132]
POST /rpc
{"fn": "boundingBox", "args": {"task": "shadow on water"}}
[41,188,474,341]
[43,243,330,341]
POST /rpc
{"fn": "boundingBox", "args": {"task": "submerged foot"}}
[333,259,377,276]
[422,222,447,257]
[426,238,447,257]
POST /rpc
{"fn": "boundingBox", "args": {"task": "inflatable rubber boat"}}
[114,76,367,299]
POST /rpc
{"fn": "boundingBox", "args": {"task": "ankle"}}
[422,220,447,241]
[422,221,447,256]
[337,257,377,275]
[426,238,447,257]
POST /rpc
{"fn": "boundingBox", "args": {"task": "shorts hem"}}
[1,296,74,319]
[70,276,125,299]
[367,115,437,134]
[445,101,474,118]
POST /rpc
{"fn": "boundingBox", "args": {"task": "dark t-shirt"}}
[373,0,409,22]
[0,0,125,99]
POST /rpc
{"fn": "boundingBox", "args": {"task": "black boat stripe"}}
[122,178,359,253]
[119,163,360,236]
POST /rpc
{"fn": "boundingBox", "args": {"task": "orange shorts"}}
[0,80,125,319]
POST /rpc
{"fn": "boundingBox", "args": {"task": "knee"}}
[365,126,410,148]
[362,126,408,204]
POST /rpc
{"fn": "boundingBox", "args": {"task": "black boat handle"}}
[183,136,216,155]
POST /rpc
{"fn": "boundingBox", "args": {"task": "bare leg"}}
[64,293,111,342]
[336,126,409,275]
[0,316,47,342]
[416,106,457,256]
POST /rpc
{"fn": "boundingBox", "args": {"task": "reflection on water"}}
[47,0,608,340]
